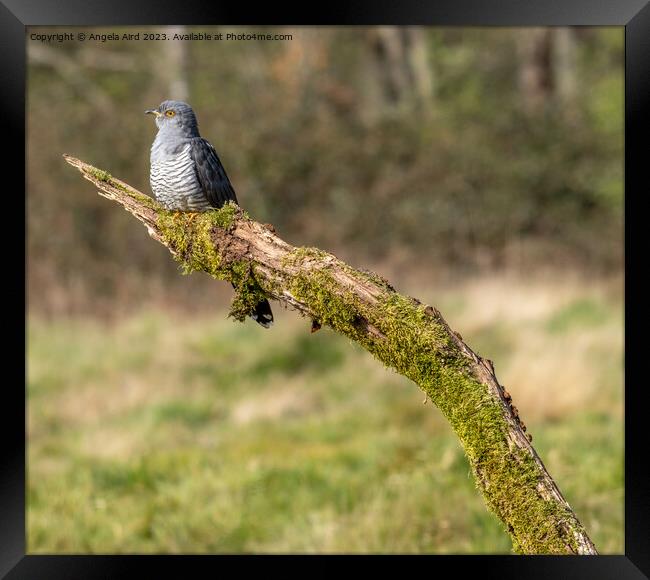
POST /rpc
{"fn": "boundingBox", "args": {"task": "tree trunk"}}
[517,28,553,114]
[63,154,599,555]
[552,27,578,116]
[364,27,434,119]
[403,27,435,113]
[158,25,189,102]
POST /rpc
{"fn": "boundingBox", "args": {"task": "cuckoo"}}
[146,100,274,328]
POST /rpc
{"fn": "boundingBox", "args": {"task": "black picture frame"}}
[6,1,648,577]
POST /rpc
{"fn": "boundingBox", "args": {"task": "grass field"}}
[27,273,623,553]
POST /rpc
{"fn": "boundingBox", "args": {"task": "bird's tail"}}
[230,282,273,328]
[251,298,274,328]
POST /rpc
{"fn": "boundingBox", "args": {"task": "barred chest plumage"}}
[149,141,212,211]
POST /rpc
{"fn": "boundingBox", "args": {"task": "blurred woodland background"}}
[27,26,623,553]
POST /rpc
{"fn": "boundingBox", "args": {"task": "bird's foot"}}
[169,212,184,227]
[186,212,200,225]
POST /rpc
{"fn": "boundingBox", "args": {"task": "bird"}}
[145,100,273,328]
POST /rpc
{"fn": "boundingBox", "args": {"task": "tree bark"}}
[158,26,190,102]
[364,27,434,119]
[552,28,578,112]
[64,154,598,555]
[403,27,435,113]
[517,28,554,114]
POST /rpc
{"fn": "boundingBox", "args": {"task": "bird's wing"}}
[189,137,238,207]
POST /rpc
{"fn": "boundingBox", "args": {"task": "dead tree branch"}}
[64,154,598,555]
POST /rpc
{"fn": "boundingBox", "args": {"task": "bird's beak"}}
[145,109,162,118]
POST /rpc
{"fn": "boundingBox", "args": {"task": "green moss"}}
[228,265,268,323]
[281,246,330,266]
[89,167,112,182]
[113,212,588,552]
[156,202,268,322]
[157,202,240,278]
[86,165,157,209]
[277,246,588,554]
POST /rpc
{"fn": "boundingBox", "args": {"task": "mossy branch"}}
[64,154,598,555]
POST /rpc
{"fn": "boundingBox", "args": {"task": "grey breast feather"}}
[150,141,211,211]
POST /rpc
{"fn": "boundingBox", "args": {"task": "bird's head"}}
[145,100,199,136]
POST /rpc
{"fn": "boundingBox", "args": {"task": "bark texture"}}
[64,154,598,555]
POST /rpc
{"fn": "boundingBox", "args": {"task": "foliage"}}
[27,275,623,553]
[27,27,622,316]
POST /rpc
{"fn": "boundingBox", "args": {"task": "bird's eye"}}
[165,110,176,117]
